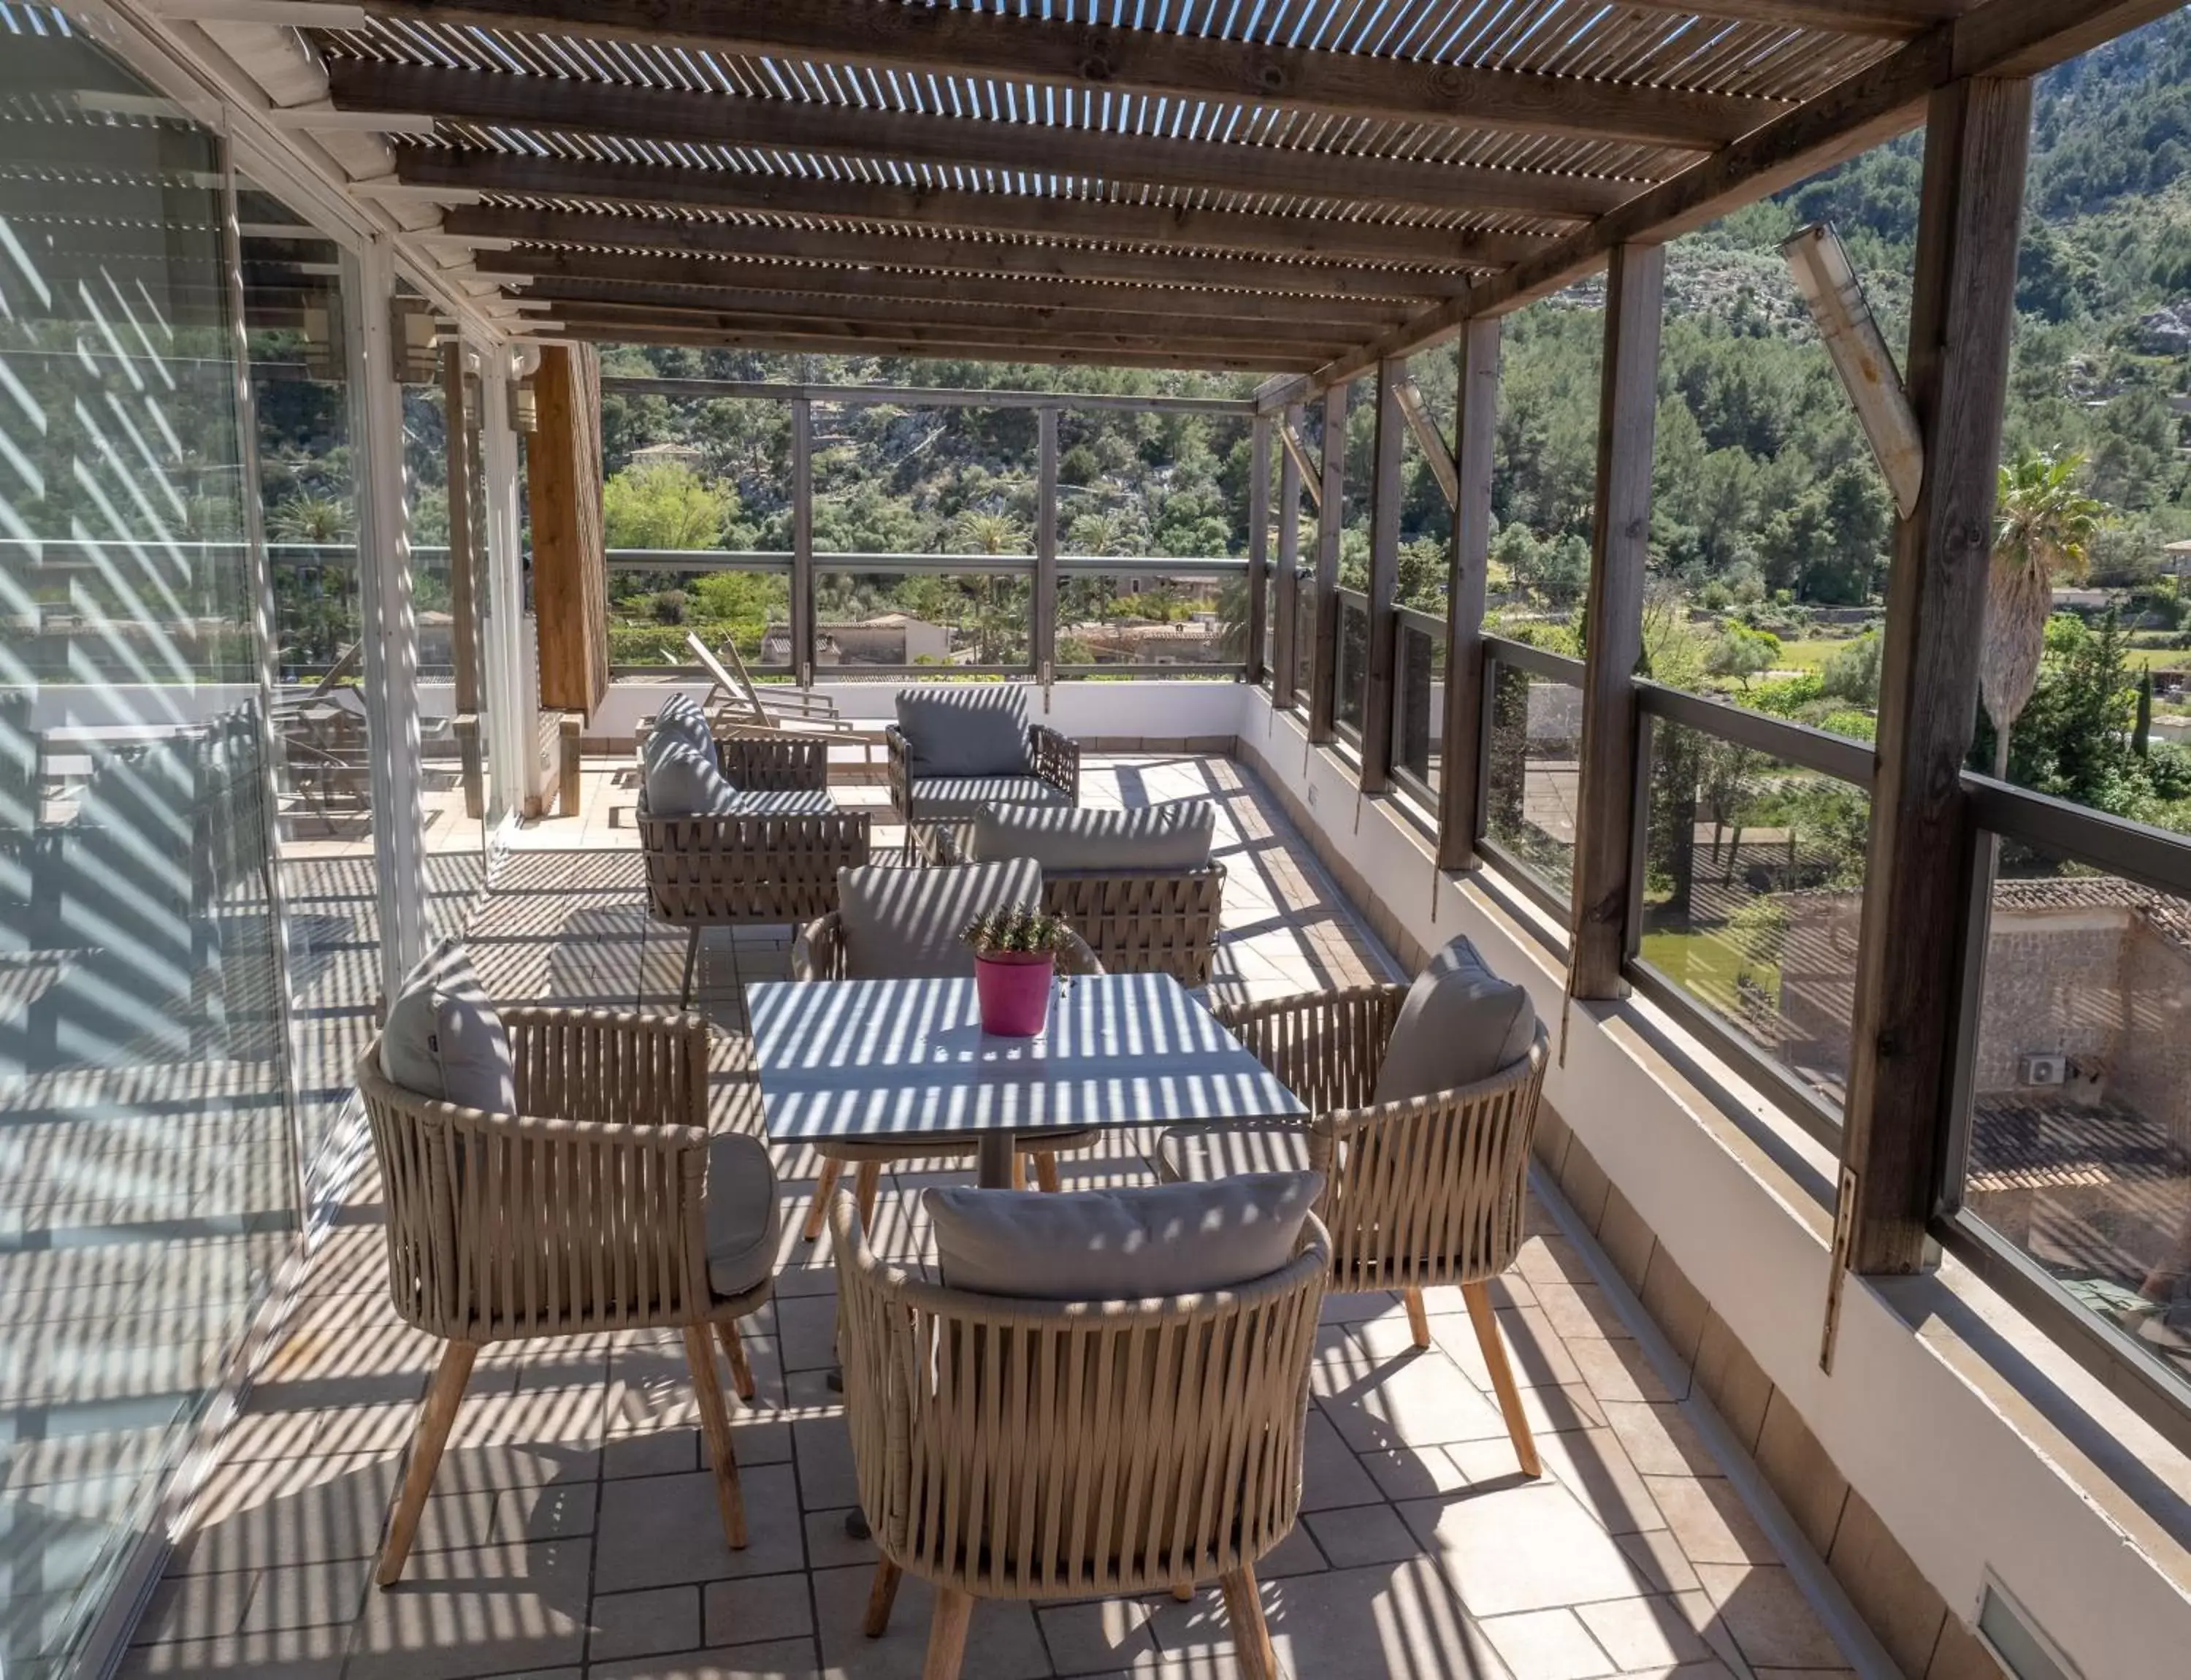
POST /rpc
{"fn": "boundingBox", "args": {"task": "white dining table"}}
[746,970,1307,1188]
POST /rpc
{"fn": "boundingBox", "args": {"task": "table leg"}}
[976,1132,1017,1191]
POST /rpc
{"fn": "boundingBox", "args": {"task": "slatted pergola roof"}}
[310,0,2173,383]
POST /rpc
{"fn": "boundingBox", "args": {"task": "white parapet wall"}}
[1232,684,2191,1680]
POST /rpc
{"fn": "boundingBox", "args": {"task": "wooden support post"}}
[1280,418,1322,512]
[1838,77,2033,1281]
[790,395,815,686]
[1439,319,1501,871]
[1306,384,1346,746]
[1244,415,1271,686]
[526,343,608,717]
[1569,243,1664,999]
[559,713,583,817]
[1359,359,1406,792]
[1272,401,1303,712]
[1035,406,1058,684]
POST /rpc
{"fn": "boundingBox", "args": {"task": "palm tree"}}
[1983,451,2104,775]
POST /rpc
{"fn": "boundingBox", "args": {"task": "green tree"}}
[603,462,734,550]
[1983,451,2106,773]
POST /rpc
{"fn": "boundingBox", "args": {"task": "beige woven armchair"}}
[358,1007,776,1585]
[638,734,871,1006]
[789,910,1103,1235]
[1160,984,1551,1477]
[831,1190,1328,1680]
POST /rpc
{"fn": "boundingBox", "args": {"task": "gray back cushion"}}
[970,800,1215,873]
[381,939,518,1114]
[836,858,1041,980]
[925,1172,1324,1300]
[643,732,742,817]
[1372,935,1536,1104]
[895,687,1031,776]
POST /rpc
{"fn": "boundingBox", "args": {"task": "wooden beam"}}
[1439,320,1499,871]
[1280,420,1323,512]
[1299,0,2176,391]
[542,299,1355,361]
[526,342,608,714]
[1036,406,1058,684]
[1246,416,1271,689]
[1616,0,1962,35]
[1394,375,1459,511]
[600,375,1253,415]
[789,395,814,684]
[396,150,1550,269]
[362,0,1772,150]
[514,283,1382,345]
[326,61,1638,219]
[1272,401,1303,713]
[1307,384,1347,746]
[561,324,1320,375]
[1569,244,1664,999]
[481,253,1418,329]
[446,205,1472,303]
[1838,77,2032,1280]
[1359,359,1406,793]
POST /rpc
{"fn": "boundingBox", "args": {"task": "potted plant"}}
[960,906,1076,1037]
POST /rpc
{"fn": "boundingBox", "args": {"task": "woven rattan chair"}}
[358,1007,776,1585]
[789,909,1104,1237]
[638,735,871,1006]
[831,1188,1328,1680]
[886,718,1079,861]
[931,825,1225,988]
[1159,985,1552,1477]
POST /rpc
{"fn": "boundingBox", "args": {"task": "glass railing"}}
[1478,635,1584,911]
[1391,605,1447,814]
[817,555,1033,676]
[1629,683,1876,1137]
[1056,556,1247,678]
[1334,587,1370,742]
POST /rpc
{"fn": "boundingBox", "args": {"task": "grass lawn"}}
[1639,927,1781,1017]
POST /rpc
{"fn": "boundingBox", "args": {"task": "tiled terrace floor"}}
[121,757,1859,1680]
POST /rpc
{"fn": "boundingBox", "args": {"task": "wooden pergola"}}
[303,0,2182,1368]
[310,0,2162,378]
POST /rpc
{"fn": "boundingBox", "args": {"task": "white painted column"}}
[478,339,532,821]
[349,237,429,997]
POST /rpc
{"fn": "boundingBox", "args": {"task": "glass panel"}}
[1483,660,1579,899]
[1963,839,2191,1396]
[1292,567,1314,708]
[1260,570,1275,684]
[608,561,790,671]
[1334,592,1369,738]
[1393,617,1446,799]
[1637,719,1872,1112]
[1057,565,1242,671]
[0,35,300,1678]
[239,185,377,1182]
[815,569,1031,670]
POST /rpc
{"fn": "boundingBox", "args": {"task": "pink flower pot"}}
[974,950,1055,1037]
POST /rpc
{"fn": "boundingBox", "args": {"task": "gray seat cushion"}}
[706,1132,780,1299]
[911,775,1071,821]
[653,692,714,754]
[380,939,517,1114]
[643,735,743,817]
[925,1172,1324,1300]
[836,857,1041,980]
[1372,936,1536,1105]
[896,687,1032,776]
[1155,1121,1315,1185]
[969,799,1215,872]
[724,788,836,817]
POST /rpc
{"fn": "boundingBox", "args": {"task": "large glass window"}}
[240,183,378,1183]
[0,31,299,1678]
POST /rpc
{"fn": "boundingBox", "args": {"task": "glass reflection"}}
[0,30,299,1679]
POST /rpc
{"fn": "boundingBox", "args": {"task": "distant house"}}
[1069,617,1230,666]
[760,614,950,667]
[627,440,705,475]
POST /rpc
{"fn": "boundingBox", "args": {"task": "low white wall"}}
[586,677,1248,744]
[1235,687,2191,1679]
